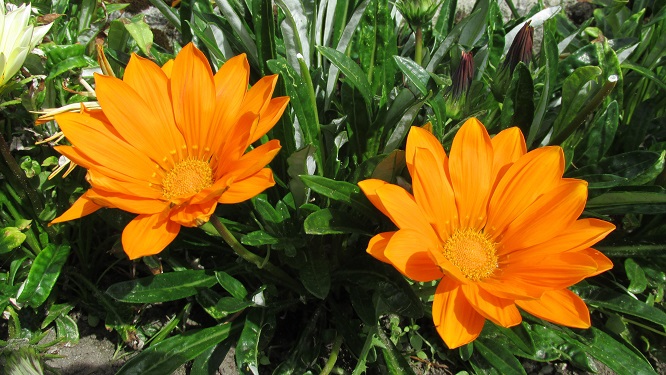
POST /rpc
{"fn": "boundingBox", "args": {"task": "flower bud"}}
[445,51,474,119]
[491,21,533,100]
[395,0,443,28]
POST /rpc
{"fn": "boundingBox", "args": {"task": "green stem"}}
[415,26,423,66]
[622,317,666,337]
[505,0,520,19]
[549,75,618,145]
[320,333,343,375]
[209,215,302,292]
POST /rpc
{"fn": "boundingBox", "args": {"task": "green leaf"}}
[215,271,248,300]
[299,175,374,215]
[17,244,70,308]
[106,270,217,303]
[77,0,97,33]
[500,63,534,133]
[376,325,417,375]
[577,285,666,326]
[267,58,321,165]
[357,0,396,103]
[338,267,424,319]
[473,338,526,375]
[571,151,665,186]
[458,0,489,48]
[621,62,666,91]
[41,303,74,329]
[116,324,235,375]
[240,230,279,247]
[304,208,369,235]
[580,101,619,164]
[586,189,666,214]
[552,66,602,142]
[190,341,232,375]
[383,94,430,153]
[324,0,370,108]
[625,258,648,294]
[236,309,264,375]
[55,314,79,344]
[529,19,558,147]
[318,45,373,107]
[583,328,656,375]
[393,56,429,96]
[0,227,26,254]
[298,244,330,299]
[124,15,153,56]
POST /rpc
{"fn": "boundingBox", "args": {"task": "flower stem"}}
[320,333,344,375]
[209,215,302,293]
[415,26,423,66]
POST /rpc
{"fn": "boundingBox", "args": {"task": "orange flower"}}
[51,43,289,259]
[359,118,614,349]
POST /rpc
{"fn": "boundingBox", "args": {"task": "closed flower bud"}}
[491,21,533,100]
[445,51,474,119]
[396,0,443,28]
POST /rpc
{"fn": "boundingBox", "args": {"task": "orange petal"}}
[516,289,590,328]
[251,96,290,143]
[366,232,394,263]
[240,75,277,116]
[500,179,588,252]
[210,53,250,152]
[55,145,155,186]
[169,201,217,227]
[161,59,174,78]
[86,189,168,215]
[509,218,615,257]
[406,126,448,176]
[383,229,443,282]
[501,251,601,289]
[448,118,494,230]
[374,183,439,243]
[433,277,485,349]
[170,43,216,158]
[54,113,159,184]
[477,277,546,300]
[411,146,458,239]
[95,73,183,167]
[50,191,102,224]
[584,248,613,276]
[358,179,391,218]
[486,146,564,239]
[86,169,162,199]
[490,127,526,191]
[214,53,249,100]
[214,112,257,176]
[122,54,185,158]
[222,139,281,181]
[218,168,275,204]
[122,214,181,259]
[460,283,521,327]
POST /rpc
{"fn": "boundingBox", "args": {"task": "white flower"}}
[0,0,51,87]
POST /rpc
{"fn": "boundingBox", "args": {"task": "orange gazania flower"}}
[51,43,289,259]
[359,118,614,349]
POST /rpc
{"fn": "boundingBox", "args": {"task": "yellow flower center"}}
[162,159,214,200]
[442,229,498,281]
